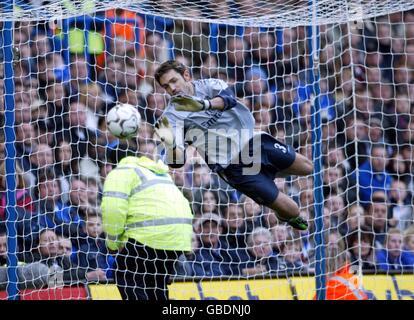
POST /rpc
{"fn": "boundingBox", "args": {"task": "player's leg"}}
[218,164,308,231]
[262,133,313,177]
[277,152,313,177]
[268,191,308,231]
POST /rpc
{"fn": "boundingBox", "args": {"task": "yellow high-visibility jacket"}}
[101,156,193,252]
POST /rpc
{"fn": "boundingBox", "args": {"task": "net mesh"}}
[0,0,414,300]
[2,0,414,27]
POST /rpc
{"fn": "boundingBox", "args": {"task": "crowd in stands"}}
[1,5,414,286]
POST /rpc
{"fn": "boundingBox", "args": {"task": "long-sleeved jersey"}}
[162,78,255,171]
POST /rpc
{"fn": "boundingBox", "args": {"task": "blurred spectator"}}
[251,31,278,89]
[352,144,393,205]
[220,36,250,87]
[252,94,276,135]
[169,165,187,189]
[376,228,414,271]
[29,32,52,78]
[68,55,89,96]
[400,120,414,151]
[0,161,34,222]
[24,229,106,284]
[118,88,144,112]
[124,61,141,90]
[190,163,220,191]
[364,194,389,249]
[281,237,308,272]
[244,66,270,107]
[54,139,76,204]
[197,53,219,79]
[171,10,210,67]
[275,75,300,123]
[14,100,32,125]
[97,58,126,102]
[388,180,413,232]
[347,229,376,271]
[386,150,410,182]
[67,178,91,221]
[58,101,97,159]
[325,143,351,172]
[33,174,85,239]
[403,225,414,254]
[76,210,114,280]
[323,166,346,197]
[343,117,369,170]
[83,177,102,208]
[298,188,314,212]
[129,142,152,162]
[57,235,77,264]
[242,195,268,231]
[297,78,336,123]
[190,213,233,277]
[278,28,301,81]
[0,223,49,290]
[30,97,48,127]
[15,122,37,174]
[169,166,192,202]
[324,193,347,231]
[143,32,170,76]
[219,202,250,269]
[271,224,290,255]
[44,52,70,84]
[339,204,366,237]
[174,233,199,277]
[240,227,286,276]
[44,82,68,133]
[25,143,55,188]
[367,116,389,152]
[144,92,167,125]
[78,82,109,131]
[392,95,411,144]
[191,189,225,217]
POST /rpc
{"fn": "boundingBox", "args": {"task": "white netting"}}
[1,1,414,26]
[1,0,414,300]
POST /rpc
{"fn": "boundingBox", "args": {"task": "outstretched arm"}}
[171,88,237,112]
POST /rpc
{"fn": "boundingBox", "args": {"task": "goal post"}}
[2,0,19,301]
[307,0,325,299]
[1,0,414,301]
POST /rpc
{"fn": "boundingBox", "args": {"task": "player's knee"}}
[304,158,313,175]
[295,159,313,176]
[294,154,313,176]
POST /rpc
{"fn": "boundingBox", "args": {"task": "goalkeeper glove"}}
[154,117,176,149]
[171,94,212,112]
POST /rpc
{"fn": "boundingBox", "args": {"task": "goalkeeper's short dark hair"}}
[154,60,188,85]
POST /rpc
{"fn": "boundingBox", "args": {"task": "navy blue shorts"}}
[217,134,296,206]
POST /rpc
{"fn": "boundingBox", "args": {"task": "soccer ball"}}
[106,103,141,139]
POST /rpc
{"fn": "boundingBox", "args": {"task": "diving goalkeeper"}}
[154,60,313,230]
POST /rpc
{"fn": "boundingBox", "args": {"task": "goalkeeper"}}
[154,60,313,231]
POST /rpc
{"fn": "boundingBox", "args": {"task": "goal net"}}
[1,0,414,300]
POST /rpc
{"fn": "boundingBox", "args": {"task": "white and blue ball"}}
[106,103,141,139]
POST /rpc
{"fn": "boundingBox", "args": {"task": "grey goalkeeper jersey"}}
[162,78,255,170]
